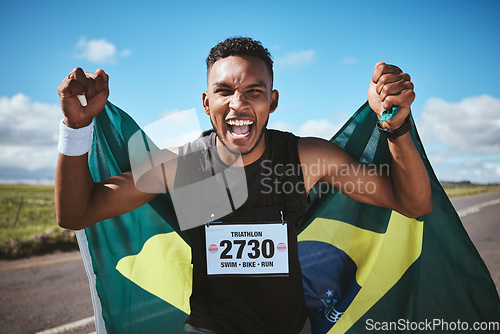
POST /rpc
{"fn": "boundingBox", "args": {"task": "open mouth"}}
[226,119,254,139]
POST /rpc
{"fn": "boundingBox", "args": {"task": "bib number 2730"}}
[205,223,289,276]
[220,239,275,260]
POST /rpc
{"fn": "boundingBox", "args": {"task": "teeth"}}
[227,119,254,126]
[232,132,249,138]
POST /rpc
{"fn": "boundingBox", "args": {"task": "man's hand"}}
[58,68,109,128]
[368,62,415,129]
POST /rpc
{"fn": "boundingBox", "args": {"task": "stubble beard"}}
[210,115,269,157]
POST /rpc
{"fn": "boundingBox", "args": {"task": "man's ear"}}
[269,89,279,114]
[202,91,210,115]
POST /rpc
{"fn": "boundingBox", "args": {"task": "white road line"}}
[35,316,94,334]
[457,198,500,218]
[0,254,81,272]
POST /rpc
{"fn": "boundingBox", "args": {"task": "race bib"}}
[205,222,289,276]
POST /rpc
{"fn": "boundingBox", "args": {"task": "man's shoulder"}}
[265,129,301,164]
[297,135,345,166]
[179,130,215,155]
[267,128,299,141]
[267,129,331,144]
[267,129,338,160]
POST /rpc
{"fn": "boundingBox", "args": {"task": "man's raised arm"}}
[367,62,432,217]
[299,62,432,218]
[55,68,158,230]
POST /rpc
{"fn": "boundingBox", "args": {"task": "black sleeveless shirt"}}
[178,129,309,334]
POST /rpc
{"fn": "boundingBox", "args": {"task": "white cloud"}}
[144,109,202,148]
[418,95,500,183]
[271,118,343,140]
[0,94,60,182]
[340,57,358,65]
[419,95,500,154]
[485,162,500,176]
[275,50,315,68]
[0,94,60,146]
[297,119,342,139]
[76,37,130,64]
[426,157,500,184]
[269,120,296,133]
[120,49,132,57]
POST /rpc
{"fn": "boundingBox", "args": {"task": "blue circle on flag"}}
[298,241,361,334]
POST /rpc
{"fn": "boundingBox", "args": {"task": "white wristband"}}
[58,119,94,156]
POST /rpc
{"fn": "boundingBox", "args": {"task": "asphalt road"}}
[0,251,94,334]
[450,191,500,295]
[1,192,499,334]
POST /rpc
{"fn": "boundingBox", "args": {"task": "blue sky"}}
[1,0,499,183]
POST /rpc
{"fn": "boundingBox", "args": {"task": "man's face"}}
[203,56,278,164]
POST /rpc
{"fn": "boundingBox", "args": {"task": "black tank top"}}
[178,129,309,334]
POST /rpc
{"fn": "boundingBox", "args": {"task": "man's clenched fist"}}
[58,68,109,128]
[368,62,415,129]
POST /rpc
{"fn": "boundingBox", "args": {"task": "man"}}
[56,37,432,333]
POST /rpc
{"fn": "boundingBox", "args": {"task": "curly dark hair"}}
[206,37,274,86]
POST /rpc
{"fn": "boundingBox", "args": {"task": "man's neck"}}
[215,133,266,166]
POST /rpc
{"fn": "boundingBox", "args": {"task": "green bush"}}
[0,185,78,259]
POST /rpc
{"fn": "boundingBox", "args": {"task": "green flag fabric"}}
[77,101,500,333]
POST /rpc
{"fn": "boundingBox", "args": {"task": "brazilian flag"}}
[77,101,500,333]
